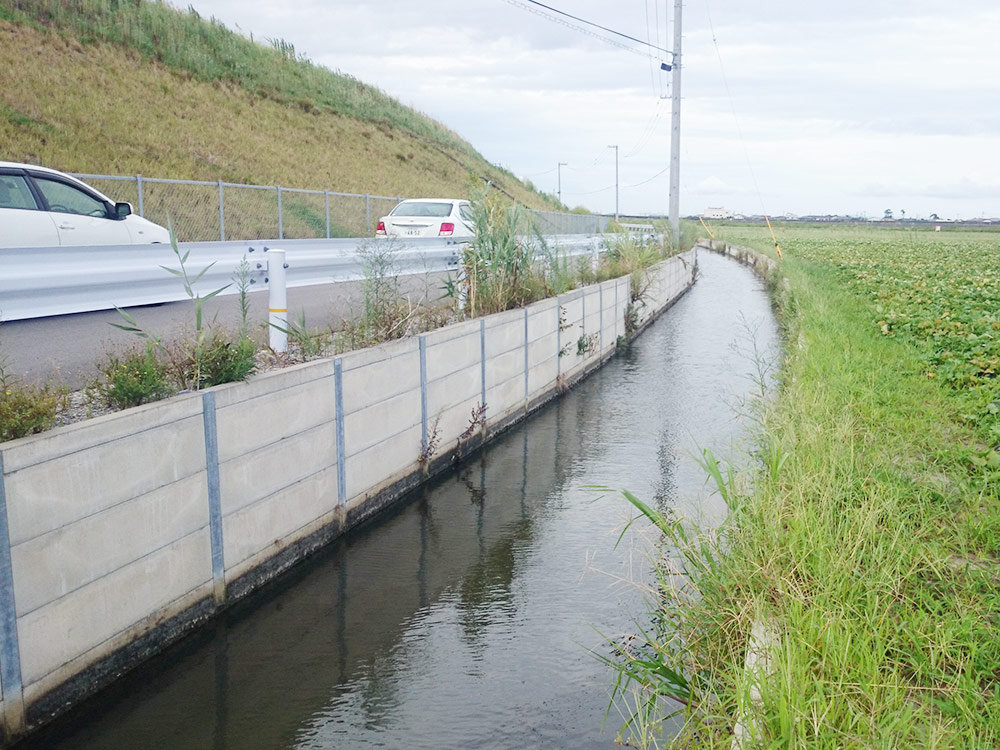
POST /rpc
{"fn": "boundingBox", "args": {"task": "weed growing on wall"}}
[112,227,256,393]
[0,363,64,441]
[90,342,174,409]
[451,184,539,316]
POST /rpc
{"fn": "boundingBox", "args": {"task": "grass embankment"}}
[617,226,1000,747]
[0,0,562,237]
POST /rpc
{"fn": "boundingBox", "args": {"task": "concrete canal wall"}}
[0,250,695,741]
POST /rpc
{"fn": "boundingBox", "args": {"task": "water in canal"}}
[24,251,779,749]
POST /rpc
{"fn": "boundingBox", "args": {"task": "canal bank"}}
[15,249,780,749]
[0,252,696,743]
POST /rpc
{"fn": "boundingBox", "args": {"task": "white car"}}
[0,162,170,248]
[375,198,474,238]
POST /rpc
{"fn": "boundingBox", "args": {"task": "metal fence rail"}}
[0,234,610,321]
[70,173,613,242]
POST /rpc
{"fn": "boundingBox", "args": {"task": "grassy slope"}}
[0,1,560,215]
[652,226,1000,747]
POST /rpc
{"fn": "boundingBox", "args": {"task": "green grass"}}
[612,226,1000,747]
[0,0,561,217]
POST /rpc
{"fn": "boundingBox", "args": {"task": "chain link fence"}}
[72,173,611,242]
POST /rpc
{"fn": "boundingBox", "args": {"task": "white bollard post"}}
[268,248,288,353]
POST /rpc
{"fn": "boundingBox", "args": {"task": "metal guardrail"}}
[0,234,610,321]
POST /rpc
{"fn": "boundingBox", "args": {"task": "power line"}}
[704,0,769,217]
[501,0,674,59]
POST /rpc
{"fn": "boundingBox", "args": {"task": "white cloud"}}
[185,0,1000,218]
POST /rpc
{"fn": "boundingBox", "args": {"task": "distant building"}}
[703,206,733,220]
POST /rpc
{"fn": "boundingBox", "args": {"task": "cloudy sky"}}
[187,0,1000,220]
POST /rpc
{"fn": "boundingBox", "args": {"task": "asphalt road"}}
[1,272,451,390]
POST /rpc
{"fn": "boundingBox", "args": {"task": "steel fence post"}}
[218,180,225,241]
[325,190,330,238]
[365,194,371,236]
[277,185,283,240]
[136,174,144,217]
[0,452,26,735]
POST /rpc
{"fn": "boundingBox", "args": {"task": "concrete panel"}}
[424,331,480,382]
[339,336,419,371]
[422,317,479,348]
[340,348,420,414]
[211,359,332,409]
[484,347,523,391]
[486,376,524,420]
[528,357,559,395]
[559,295,584,329]
[433,395,485,448]
[345,427,421,500]
[11,472,209,617]
[483,317,524,359]
[526,300,558,343]
[215,376,336,462]
[18,530,211,687]
[219,422,337,516]
[527,334,558,370]
[343,390,422,458]
[427,366,480,417]
[0,395,201,473]
[222,467,338,570]
[5,414,207,546]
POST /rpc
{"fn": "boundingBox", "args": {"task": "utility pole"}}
[668,0,682,244]
[557,162,567,205]
[608,145,619,220]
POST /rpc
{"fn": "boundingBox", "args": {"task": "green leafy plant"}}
[0,364,64,441]
[91,342,173,409]
[448,183,540,316]
[113,226,255,391]
[270,311,333,362]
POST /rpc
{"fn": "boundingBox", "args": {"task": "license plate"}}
[405,228,421,236]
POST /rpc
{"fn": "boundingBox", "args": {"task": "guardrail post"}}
[277,185,283,240]
[218,180,225,242]
[267,249,288,353]
[0,452,26,736]
[136,174,144,217]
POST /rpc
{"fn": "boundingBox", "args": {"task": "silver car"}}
[375,198,474,238]
[0,162,170,248]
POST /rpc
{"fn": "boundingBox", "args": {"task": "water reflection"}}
[24,251,778,750]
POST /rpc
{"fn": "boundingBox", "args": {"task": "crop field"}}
[617,224,1000,747]
[726,224,1000,449]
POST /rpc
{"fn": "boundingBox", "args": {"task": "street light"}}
[607,145,619,220]
[557,162,567,205]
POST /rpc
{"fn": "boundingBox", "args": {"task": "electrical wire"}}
[621,163,671,189]
[500,0,673,60]
[623,97,666,158]
[704,0,768,219]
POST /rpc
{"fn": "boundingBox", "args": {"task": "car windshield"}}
[391,201,453,218]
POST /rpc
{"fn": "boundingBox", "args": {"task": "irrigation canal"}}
[21,251,779,749]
